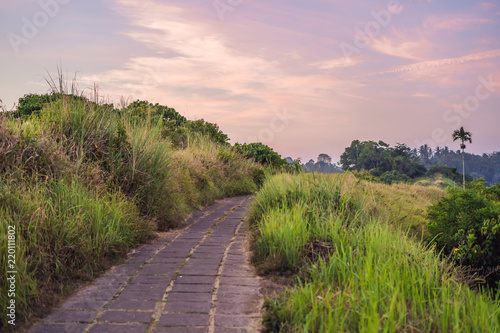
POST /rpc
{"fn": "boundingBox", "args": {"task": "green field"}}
[249,173,500,332]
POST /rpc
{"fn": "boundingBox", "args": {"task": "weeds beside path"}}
[28,196,263,333]
[250,173,500,332]
[0,95,262,330]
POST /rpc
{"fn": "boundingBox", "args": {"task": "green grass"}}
[0,179,153,323]
[250,173,500,332]
[0,94,262,329]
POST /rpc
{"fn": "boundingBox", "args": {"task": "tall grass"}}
[0,179,152,324]
[0,93,261,329]
[250,173,500,332]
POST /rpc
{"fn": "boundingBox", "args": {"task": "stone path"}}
[30,196,263,333]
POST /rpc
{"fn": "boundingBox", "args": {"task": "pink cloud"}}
[477,2,497,11]
[378,49,500,75]
[423,15,494,32]
[370,36,426,60]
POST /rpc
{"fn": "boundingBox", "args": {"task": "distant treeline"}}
[296,140,499,185]
[416,144,500,185]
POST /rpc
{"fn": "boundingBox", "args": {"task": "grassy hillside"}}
[249,173,500,332]
[0,93,262,329]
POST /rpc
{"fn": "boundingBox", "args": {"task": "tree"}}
[234,142,286,167]
[340,140,362,171]
[317,153,332,164]
[418,144,433,166]
[452,127,472,189]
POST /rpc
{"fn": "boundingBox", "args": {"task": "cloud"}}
[377,49,500,75]
[477,2,497,11]
[309,57,361,71]
[75,0,368,153]
[80,0,282,103]
[412,93,434,98]
[423,15,494,32]
[370,36,427,60]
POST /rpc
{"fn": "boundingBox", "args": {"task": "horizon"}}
[1,0,499,162]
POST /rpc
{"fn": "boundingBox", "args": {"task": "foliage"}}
[235,142,287,168]
[122,100,229,147]
[17,93,62,117]
[379,170,410,184]
[427,163,472,183]
[340,140,426,179]
[452,126,473,150]
[250,173,500,332]
[303,158,342,174]
[185,119,229,145]
[0,92,261,329]
[317,153,332,164]
[0,179,152,328]
[427,179,500,287]
[122,100,186,124]
[416,145,500,185]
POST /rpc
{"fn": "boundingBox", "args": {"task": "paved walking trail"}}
[31,196,263,333]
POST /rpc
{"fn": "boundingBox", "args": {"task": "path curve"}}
[30,196,263,333]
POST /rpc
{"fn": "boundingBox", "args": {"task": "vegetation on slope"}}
[418,144,500,185]
[249,173,500,332]
[427,179,500,288]
[0,92,263,329]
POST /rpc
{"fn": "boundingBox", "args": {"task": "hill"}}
[249,173,500,331]
[0,92,264,329]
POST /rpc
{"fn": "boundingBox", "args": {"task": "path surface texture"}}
[31,196,263,333]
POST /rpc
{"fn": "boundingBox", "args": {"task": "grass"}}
[0,93,262,329]
[249,173,500,332]
[0,179,152,322]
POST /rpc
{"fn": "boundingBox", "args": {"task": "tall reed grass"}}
[0,93,261,329]
[250,173,500,332]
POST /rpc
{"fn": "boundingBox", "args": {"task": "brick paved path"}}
[31,196,262,333]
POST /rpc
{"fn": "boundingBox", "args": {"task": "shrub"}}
[379,170,410,184]
[186,119,229,145]
[427,163,473,183]
[235,142,287,167]
[427,180,500,287]
[17,93,60,117]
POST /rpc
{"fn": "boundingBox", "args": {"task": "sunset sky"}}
[1,0,499,162]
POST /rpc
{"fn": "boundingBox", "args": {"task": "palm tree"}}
[452,127,472,189]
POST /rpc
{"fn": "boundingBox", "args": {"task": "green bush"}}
[379,170,410,184]
[186,119,229,145]
[17,93,61,117]
[235,142,286,167]
[427,163,473,183]
[427,180,500,287]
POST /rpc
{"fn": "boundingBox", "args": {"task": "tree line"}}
[416,144,500,185]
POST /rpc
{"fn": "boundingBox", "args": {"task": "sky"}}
[1,0,499,162]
